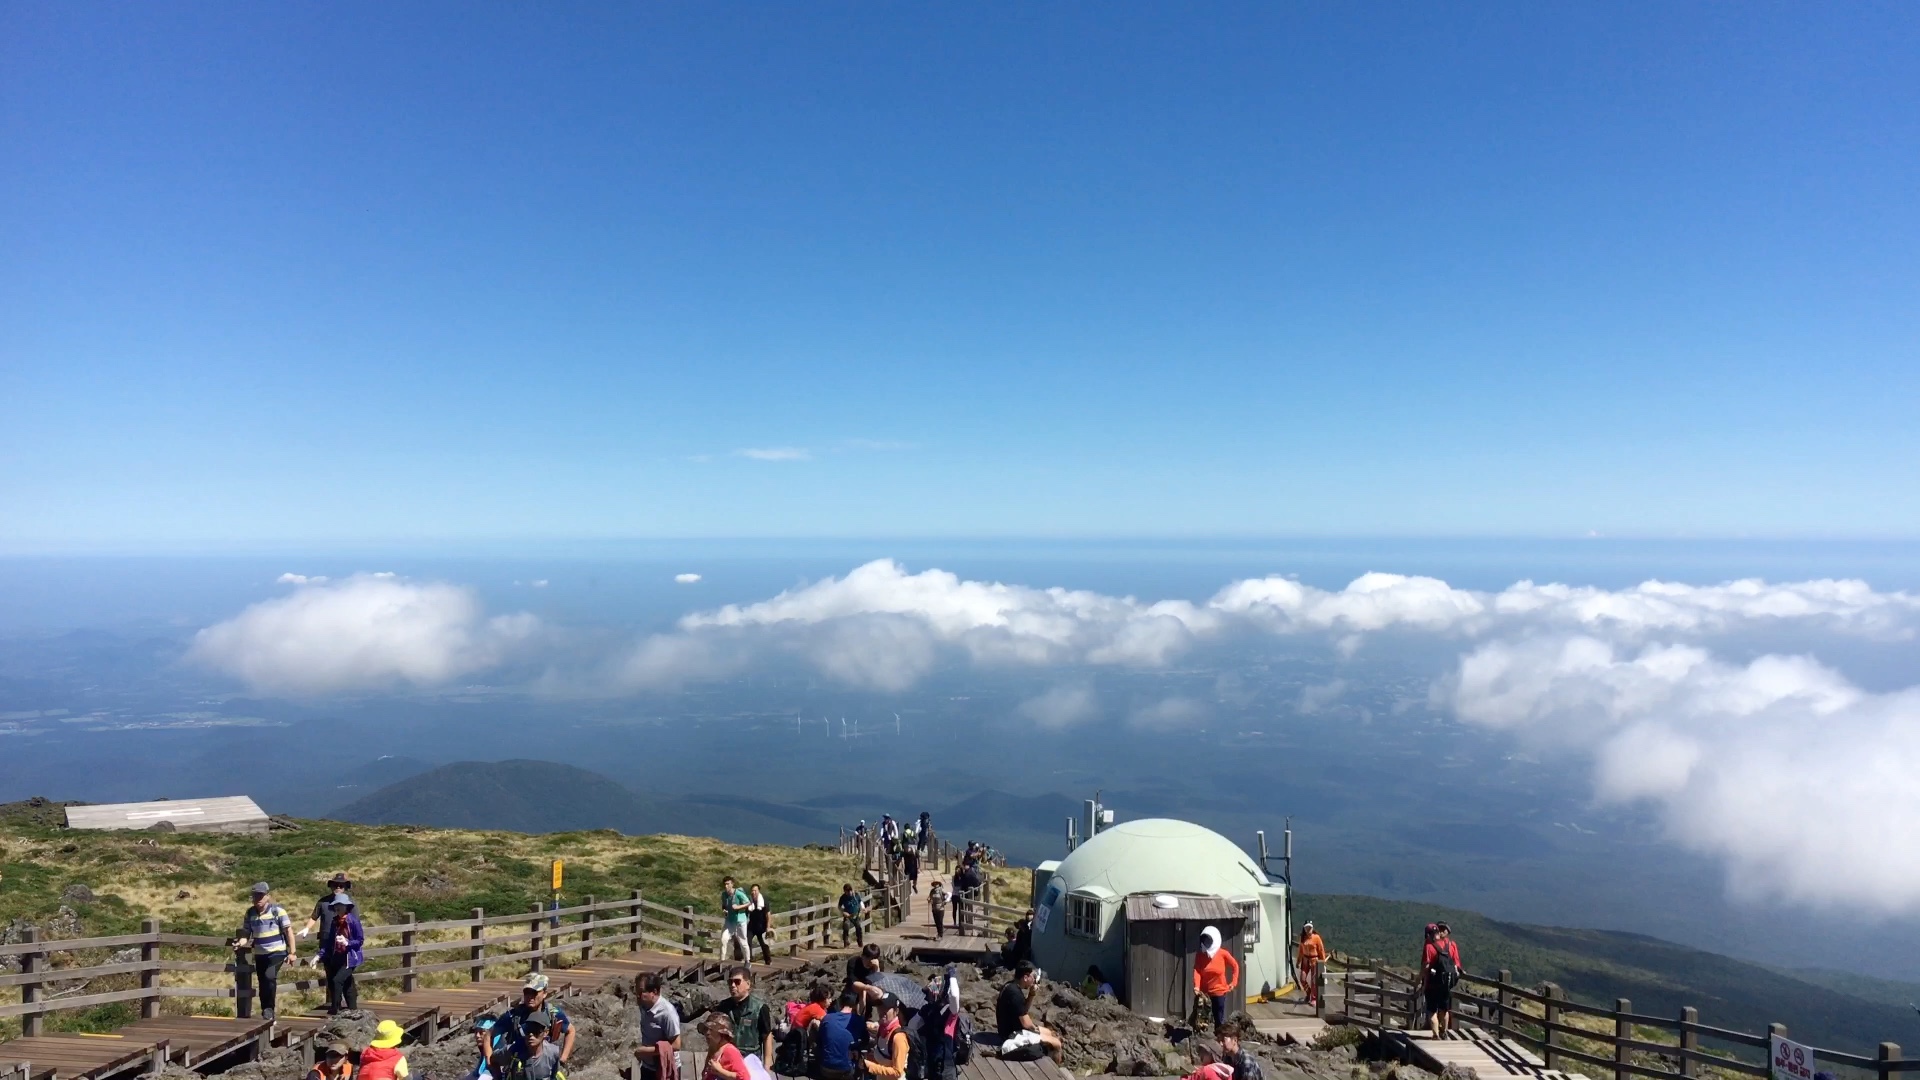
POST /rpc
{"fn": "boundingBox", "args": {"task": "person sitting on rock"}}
[1218,1022,1264,1080]
[1180,1040,1234,1080]
[862,996,913,1079]
[307,1042,355,1080]
[360,1021,412,1080]
[1081,965,1114,1000]
[995,962,1062,1064]
[814,993,867,1080]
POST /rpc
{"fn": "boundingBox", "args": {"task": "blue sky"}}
[3,3,1916,548]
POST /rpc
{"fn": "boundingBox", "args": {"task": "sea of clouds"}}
[190,559,1920,913]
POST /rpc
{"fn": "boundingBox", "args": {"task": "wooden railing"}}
[1,881,912,1035]
[835,827,1007,875]
[953,894,1025,940]
[1329,956,1910,1080]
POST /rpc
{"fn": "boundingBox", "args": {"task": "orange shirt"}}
[797,1002,827,1028]
[1298,933,1327,965]
[1193,948,1240,997]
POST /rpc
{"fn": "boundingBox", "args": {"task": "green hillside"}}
[1298,893,1920,1057]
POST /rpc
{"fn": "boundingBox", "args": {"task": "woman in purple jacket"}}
[319,892,365,1015]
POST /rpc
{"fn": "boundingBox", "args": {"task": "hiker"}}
[928,881,947,938]
[700,1014,747,1080]
[318,890,365,1015]
[1218,1022,1264,1080]
[917,812,932,851]
[916,966,962,1080]
[996,962,1062,1063]
[863,995,914,1079]
[880,815,899,858]
[495,1012,565,1080]
[903,845,920,895]
[486,974,575,1069]
[308,1042,355,1080]
[814,993,866,1080]
[300,872,355,947]
[1180,1041,1234,1080]
[631,973,681,1080]
[1081,965,1114,1000]
[721,877,751,964]
[845,944,884,1011]
[1193,925,1241,1030]
[717,964,776,1066]
[1422,922,1462,1038]
[746,884,773,966]
[1013,910,1034,965]
[360,1021,412,1080]
[233,881,295,1021]
[1296,922,1327,1008]
[838,884,865,947]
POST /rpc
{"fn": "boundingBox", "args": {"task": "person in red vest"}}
[1192,925,1241,1030]
[359,1021,411,1080]
[1421,922,1463,1038]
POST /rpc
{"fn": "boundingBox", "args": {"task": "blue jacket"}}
[320,913,365,967]
[817,1011,863,1072]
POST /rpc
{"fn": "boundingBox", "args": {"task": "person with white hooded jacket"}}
[1192,925,1241,1030]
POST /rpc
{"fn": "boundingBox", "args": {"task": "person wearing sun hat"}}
[306,1041,355,1080]
[358,1021,411,1080]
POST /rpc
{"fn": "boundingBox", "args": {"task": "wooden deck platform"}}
[1389,1027,1587,1080]
[115,1016,270,1068]
[0,1033,168,1080]
[1244,1001,1329,1045]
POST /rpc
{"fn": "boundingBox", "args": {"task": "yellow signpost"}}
[551,859,564,891]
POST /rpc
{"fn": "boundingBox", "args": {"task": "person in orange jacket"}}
[1296,922,1328,1007]
[1192,925,1240,1030]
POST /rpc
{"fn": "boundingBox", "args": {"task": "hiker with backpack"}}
[232,881,295,1021]
[317,890,364,1016]
[862,995,915,1079]
[814,993,867,1080]
[721,877,751,964]
[927,881,947,938]
[915,965,963,1080]
[838,884,865,947]
[300,873,355,951]
[1421,922,1462,1038]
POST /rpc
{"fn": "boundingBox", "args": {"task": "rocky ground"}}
[178,958,1413,1080]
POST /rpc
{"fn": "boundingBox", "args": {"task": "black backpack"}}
[773,1028,810,1077]
[901,1027,926,1080]
[1427,942,1459,989]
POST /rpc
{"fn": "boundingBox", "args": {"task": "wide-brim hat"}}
[369,1020,405,1049]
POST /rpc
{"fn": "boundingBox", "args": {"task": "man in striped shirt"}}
[234,881,295,1020]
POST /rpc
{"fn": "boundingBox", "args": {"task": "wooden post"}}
[234,940,255,1019]
[629,891,643,954]
[682,906,695,956]
[582,895,596,961]
[19,929,40,1037]
[140,918,161,1020]
[1678,1007,1698,1079]
[1614,999,1632,1080]
[1879,1043,1902,1080]
[469,907,486,982]
[1543,983,1565,1071]
[1495,970,1512,1036]
[787,902,800,957]
[529,903,545,972]
[402,912,419,993]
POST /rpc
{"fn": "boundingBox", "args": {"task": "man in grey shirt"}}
[632,973,682,1080]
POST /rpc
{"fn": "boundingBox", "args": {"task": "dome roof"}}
[1050,817,1271,899]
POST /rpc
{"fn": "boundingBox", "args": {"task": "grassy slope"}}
[1297,893,1920,1056]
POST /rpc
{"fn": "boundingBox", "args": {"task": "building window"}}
[1067,895,1101,938]
[1234,900,1260,945]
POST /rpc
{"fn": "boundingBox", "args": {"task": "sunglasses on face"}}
[728,977,747,986]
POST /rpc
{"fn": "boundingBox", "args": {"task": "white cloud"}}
[1296,679,1349,714]
[736,447,811,462]
[189,574,540,694]
[277,573,328,585]
[1018,683,1100,731]
[1440,634,1920,913]
[1128,696,1208,732]
[675,573,703,584]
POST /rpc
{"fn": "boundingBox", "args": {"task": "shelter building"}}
[1029,817,1290,1017]
[65,796,270,835]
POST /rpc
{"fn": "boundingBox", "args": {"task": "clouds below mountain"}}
[189,573,540,694]
[1441,635,1920,914]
